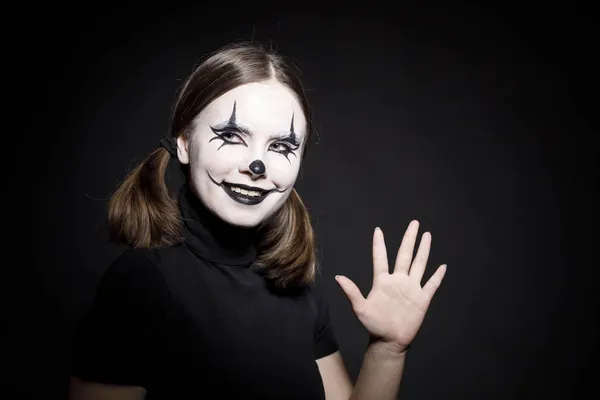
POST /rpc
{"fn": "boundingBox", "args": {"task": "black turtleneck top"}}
[71,185,339,399]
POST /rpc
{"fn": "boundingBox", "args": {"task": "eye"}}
[208,128,247,150]
[270,142,293,154]
[219,131,245,144]
[217,131,246,145]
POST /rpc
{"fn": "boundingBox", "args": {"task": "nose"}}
[249,160,266,175]
[241,159,266,179]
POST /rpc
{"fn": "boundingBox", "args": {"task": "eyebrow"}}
[210,102,301,145]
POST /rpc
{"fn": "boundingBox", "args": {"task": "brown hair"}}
[108,41,317,289]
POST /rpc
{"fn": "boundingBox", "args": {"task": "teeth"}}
[230,186,262,197]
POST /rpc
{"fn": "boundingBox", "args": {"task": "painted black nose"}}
[249,160,266,175]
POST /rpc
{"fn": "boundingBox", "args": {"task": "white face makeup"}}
[177,80,307,227]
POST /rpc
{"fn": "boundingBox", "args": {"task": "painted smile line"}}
[207,172,286,206]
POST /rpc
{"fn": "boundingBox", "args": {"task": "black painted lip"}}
[222,184,269,205]
[207,172,276,206]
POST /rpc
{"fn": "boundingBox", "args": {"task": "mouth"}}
[222,182,273,205]
[208,173,279,206]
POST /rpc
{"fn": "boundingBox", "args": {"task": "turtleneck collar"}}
[177,184,260,266]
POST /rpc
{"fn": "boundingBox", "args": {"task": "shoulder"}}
[302,283,334,330]
[101,244,188,285]
[94,248,174,308]
[97,244,197,302]
[304,282,328,312]
[101,249,163,285]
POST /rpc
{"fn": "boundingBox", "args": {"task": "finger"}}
[335,275,366,312]
[409,231,432,283]
[393,220,419,275]
[422,264,447,299]
[372,227,389,277]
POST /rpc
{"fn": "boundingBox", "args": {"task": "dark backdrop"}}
[29,3,597,399]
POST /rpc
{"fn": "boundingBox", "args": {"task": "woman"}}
[69,41,447,399]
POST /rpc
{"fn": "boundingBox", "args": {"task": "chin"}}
[205,199,267,228]
[213,201,284,228]
[219,212,264,228]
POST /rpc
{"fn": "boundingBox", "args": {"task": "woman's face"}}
[177,80,307,227]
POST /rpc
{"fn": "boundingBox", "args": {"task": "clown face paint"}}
[177,80,307,227]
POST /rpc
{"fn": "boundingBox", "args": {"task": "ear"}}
[176,134,190,164]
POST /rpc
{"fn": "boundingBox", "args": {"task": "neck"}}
[178,184,260,266]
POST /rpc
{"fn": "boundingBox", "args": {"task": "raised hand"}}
[335,220,447,354]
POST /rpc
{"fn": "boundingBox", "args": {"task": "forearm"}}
[349,342,407,400]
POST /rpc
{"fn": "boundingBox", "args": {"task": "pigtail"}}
[257,188,317,289]
[107,147,184,248]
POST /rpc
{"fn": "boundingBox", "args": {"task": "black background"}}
[28,3,597,399]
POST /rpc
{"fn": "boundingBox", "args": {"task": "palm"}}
[336,220,447,351]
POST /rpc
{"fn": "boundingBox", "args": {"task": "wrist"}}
[367,338,410,360]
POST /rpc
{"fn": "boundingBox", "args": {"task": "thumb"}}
[335,275,365,310]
